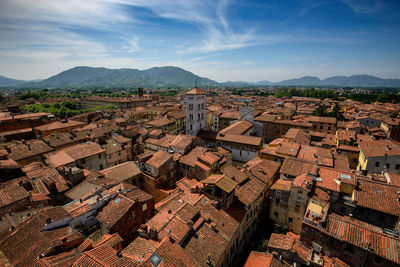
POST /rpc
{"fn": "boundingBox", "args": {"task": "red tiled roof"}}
[0,207,83,266]
[45,142,104,167]
[308,213,400,264]
[244,157,281,185]
[100,161,141,183]
[145,150,172,169]
[33,120,85,132]
[186,88,206,95]
[354,179,400,216]
[217,132,262,147]
[219,120,253,135]
[280,157,317,177]
[268,233,296,251]
[308,116,336,124]
[244,251,273,267]
[222,165,249,184]
[359,139,400,158]
[72,244,136,266]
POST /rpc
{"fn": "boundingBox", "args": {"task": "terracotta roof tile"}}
[244,251,274,267]
[100,161,141,183]
[145,150,172,169]
[0,207,83,266]
[355,179,400,216]
[280,158,317,177]
[307,213,400,264]
[222,165,249,185]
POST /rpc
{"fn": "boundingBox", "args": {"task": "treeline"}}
[341,92,400,103]
[16,90,135,100]
[313,103,343,120]
[21,100,118,118]
[274,88,336,99]
[273,88,400,103]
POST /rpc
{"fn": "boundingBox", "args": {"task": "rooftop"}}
[146,150,172,169]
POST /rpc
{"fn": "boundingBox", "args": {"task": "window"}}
[189,114,193,120]
[396,164,400,170]
[130,210,136,220]
[118,151,121,156]
[190,124,193,130]
[189,104,193,110]
[275,199,280,205]
[288,217,293,225]
[386,163,390,169]
[198,114,200,120]
[320,125,323,130]
[198,104,201,110]
[273,212,278,220]
[142,203,148,212]
[328,126,331,130]
[99,164,103,170]
[295,205,300,213]
[98,154,102,159]
[298,189,302,194]
[202,103,205,109]
[375,162,380,167]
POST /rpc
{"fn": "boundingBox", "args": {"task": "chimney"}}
[206,255,213,267]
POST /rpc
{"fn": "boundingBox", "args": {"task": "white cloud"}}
[107,0,258,53]
[339,0,384,14]
[123,36,141,53]
[0,0,131,28]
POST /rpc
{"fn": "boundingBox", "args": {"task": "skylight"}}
[340,174,351,180]
[149,252,162,267]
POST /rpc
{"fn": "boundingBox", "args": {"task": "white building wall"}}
[230,147,258,162]
[186,94,206,136]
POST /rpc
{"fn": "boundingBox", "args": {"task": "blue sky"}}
[0,0,399,82]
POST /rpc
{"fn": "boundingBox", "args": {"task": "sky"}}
[0,0,399,82]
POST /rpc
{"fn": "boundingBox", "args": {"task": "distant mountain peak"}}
[19,66,219,89]
[1,68,399,88]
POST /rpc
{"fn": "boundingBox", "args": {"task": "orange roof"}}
[244,251,273,267]
[186,88,206,95]
[271,179,291,191]
[146,150,172,169]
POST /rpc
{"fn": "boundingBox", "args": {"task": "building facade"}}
[186,88,206,136]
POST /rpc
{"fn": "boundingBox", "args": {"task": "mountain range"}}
[1,66,400,88]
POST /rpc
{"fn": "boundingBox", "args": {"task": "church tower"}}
[185,87,206,136]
